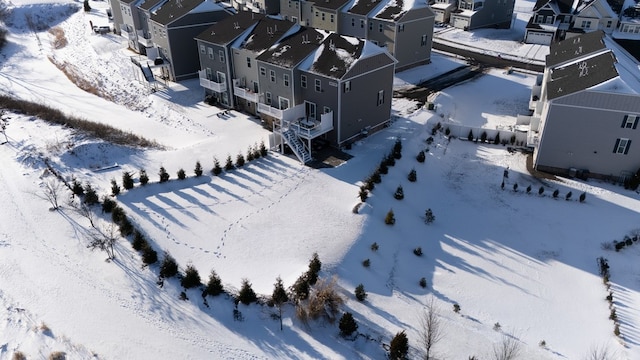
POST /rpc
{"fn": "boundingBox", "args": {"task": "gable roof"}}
[237,17,297,53]
[348,0,386,16]
[374,0,429,21]
[312,0,352,10]
[546,50,619,100]
[533,0,580,13]
[151,0,209,25]
[195,11,264,45]
[546,30,606,67]
[138,0,166,12]
[256,27,326,68]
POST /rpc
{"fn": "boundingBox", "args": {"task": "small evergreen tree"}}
[339,312,358,338]
[236,152,245,167]
[83,0,91,12]
[159,166,170,183]
[510,134,516,145]
[538,186,544,195]
[408,169,417,182]
[181,263,201,289]
[307,252,322,286]
[371,170,382,183]
[139,168,149,186]
[83,184,99,205]
[177,168,186,180]
[494,132,501,145]
[246,146,255,162]
[111,205,126,224]
[355,284,367,301]
[194,161,203,177]
[553,189,559,198]
[526,185,532,194]
[252,142,262,159]
[467,129,474,141]
[259,140,268,157]
[565,191,572,200]
[204,270,224,297]
[480,131,488,143]
[389,330,409,360]
[272,276,289,331]
[393,138,402,159]
[579,192,586,203]
[111,178,121,196]
[101,196,116,213]
[425,208,435,224]
[416,150,426,163]
[132,230,146,251]
[379,161,389,174]
[394,185,404,200]
[291,274,310,301]
[212,158,222,175]
[72,179,84,196]
[159,252,179,278]
[122,171,134,190]
[141,244,158,265]
[238,278,258,305]
[385,153,396,167]
[359,186,368,202]
[385,209,396,225]
[225,155,234,171]
[512,183,518,192]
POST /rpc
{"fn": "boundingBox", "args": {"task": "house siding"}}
[394,15,434,71]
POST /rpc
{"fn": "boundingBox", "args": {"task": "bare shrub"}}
[584,344,617,360]
[88,223,118,260]
[49,27,67,49]
[48,352,66,360]
[12,351,27,360]
[40,178,64,210]
[419,296,444,360]
[492,333,521,360]
[296,276,344,324]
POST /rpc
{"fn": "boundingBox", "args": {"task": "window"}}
[208,48,214,59]
[260,67,266,76]
[546,16,553,24]
[606,20,612,28]
[581,20,591,29]
[315,79,321,92]
[265,92,272,105]
[614,138,631,154]
[200,45,206,54]
[322,13,325,21]
[398,24,404,32]
[206,67,213,80]
[352,18,355,27]
[622,115,639,129]
[369,21,373,31]
[219,50,224,62]
[270,70,276,82]
[379,23,383,32]
[330,14,334,23]
[283,74,290,87]
[301,75,307,88]
[279,97,290,110]
[323,106,331,114]
[421,34,427,46]
[246,57,251,68]
[316,11,319,17]
[536,15,544,23]
[377,90,384,106]
[343,80,351,93]
[361,19,365,28]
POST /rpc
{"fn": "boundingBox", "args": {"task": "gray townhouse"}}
[148,0,233,81]
[230,17,298,114]
[528,30,640,181]
[195,12,265,108]
[232,0,280,15]
[449,0,515,30]
[108,0,165,53]
[431,0,458,24]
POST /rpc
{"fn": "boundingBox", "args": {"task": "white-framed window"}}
[581,20,591,29]
[260,67,266,76]
[200,45,206,54]
[265,92,272,105]
[622,115,639,129]
[377,90,384,106]
[330,14,334,23]
[536,15,544,23]
[322,13,325,21]
[246,57,251,68]
[546,16,553,24]
[614,138,631,154]
[343,80,351,93]
[219,50,224,62]
[361,19,365,28]
[352,18,355,27]
[606,20,612,28]
[315,79,321,92]
[270,70,276,82]
[379,23,383,32]
[323,106,331,114]
[208,48,214,59]
[369,21,373,31]
[205,67,213,80]
[283,74,290,87]
[301,74,307,88]
[279,97,290,110]
[421,34,427,46]
[398,24,404,32]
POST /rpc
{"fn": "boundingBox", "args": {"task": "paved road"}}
[433,40,545,73]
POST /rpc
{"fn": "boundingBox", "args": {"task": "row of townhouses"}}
[524,0,640,45]
[527,30,640,180]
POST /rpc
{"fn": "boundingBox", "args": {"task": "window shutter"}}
[622,115,628,128]
[634,116,639,129]
[625,140,632,154]
[613,139,620,153]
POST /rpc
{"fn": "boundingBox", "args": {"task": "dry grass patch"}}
[49,27,67,49]
[48,56,102,98]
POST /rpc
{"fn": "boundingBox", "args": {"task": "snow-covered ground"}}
[2,0,640,359]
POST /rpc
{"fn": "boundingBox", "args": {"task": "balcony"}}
[233,80,258,102]
[137,30,153,48]
[281,111,333,140]
[119,24,135,40]
[199,70,227,93]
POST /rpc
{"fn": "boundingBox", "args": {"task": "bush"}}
[480,131,487,143]
[111,205,126,224]
[416,150,426,163]
[467,130,474,141]
[526,185,531,194]
[181,263,201,289]
[579,192,586,203]
[49,351,66,360]
[394,185,404,200]
[0,28,7,52]
[425,208,435,224]
[12,351,27,360]
[225,155,234,171]
[339,312,358,337]
[355,283,367,301]
[83,184,99,205]
[552,189,559,198]
[493,322,502,331]
[101,196,116,213]
[238,278,258,305]
[259,140,268,157]
[307,252,322,285]
[132,230,146,251]
[565,191,572,200]
[83,0,91,12]
[609,308,617,321]
[118,217,134,237]
[194,161,203,177]
[159,252,179,278]
[419,277,427,288]
[296,277,343,324]
[371,242,379,251]
[139,169,149,185]
[141,244,158,265]
[291,274,310,301]
[362,258,370,267]
[236,152,245,167]
[389,330,409,360]
[177,168,186,180]
[413,247,423,256]
[111,179,120,196]
[379,161,388,175]
[212,158,222,175]
[246,147,255,162]
[359,186,368,202]
[385,153,396,167]
[122,171,134,190]
[538,186,544,195]
[72,179,84,196]
[453,303,460,313]
[385,209,396,225]
[159,166,169,183]
[393,138,402,159]
[252,142,261,159]
[494,132,501,145]
[408,169,417,182]
[204,270,224,296]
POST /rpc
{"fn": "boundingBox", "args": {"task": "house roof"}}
[138,0,166,12]
[375,0,429,20]
[195,11,264,45]
[302,32,388,79]
[533,0,579,13]
[348,0,386,16]
[546,50,619,100]
[311,0,352,11]
[151,0,209,25]
[236,17,297,53]
[120,0,138,6]
[546,30,606,67]
[256,27,326,68]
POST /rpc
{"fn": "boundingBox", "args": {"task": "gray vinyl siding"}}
[281,0,301,22]
[257,62,295,108]
[468,0,515,29]
[305,8,340,31]
[109,0,125,33]
[394,15,434,71]
[535,92,640,178]
[367,19,395,53]
[339,13,368,37]
[197,41,233,99]
[233,48,261,99]
[298,72,338,142]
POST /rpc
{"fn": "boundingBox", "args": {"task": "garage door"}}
[526,31,553,45]
[452,16,469,30]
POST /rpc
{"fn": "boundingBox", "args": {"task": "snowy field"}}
[2,0,640,359]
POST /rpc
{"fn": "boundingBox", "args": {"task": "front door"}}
[305,101,316,120]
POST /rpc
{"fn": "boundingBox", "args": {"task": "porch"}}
[199,70,227,93]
